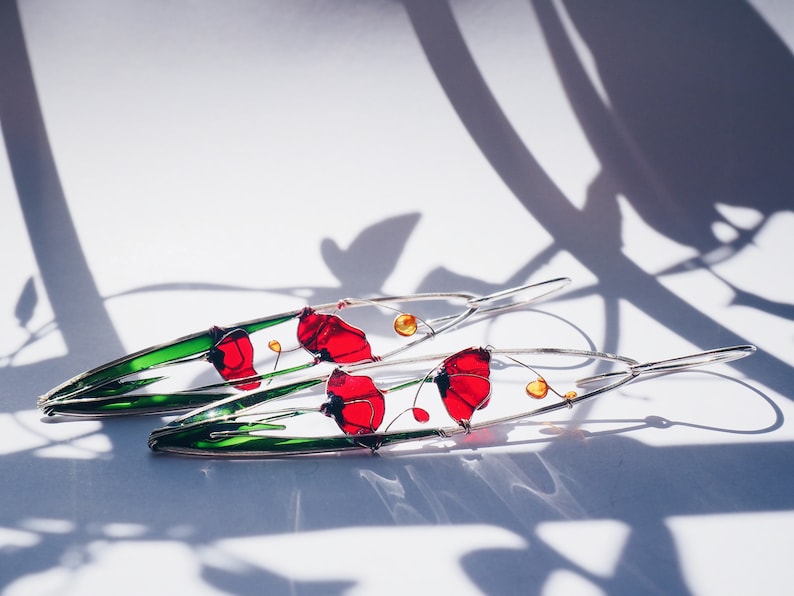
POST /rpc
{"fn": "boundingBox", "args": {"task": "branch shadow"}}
[0,1,122,368]
[401,0,793,397]
[2,1,794,594]
[557,0,794,250]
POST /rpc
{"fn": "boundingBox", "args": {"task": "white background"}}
[2,1,793,594]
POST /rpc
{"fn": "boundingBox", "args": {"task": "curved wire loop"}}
[574,345,757,386]
[632,345,757,374]
[37,277,570,417]
[466,277,571,314]
[147,343,755,457]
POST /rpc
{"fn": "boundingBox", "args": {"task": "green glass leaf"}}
[40,392,236,417]
[149,422,444,456]
[76,376,165,398]
[43,312,298,403]
[167,377,326,427]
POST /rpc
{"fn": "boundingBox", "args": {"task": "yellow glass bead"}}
[393,313,418,337]
[267,339,282,353]
[564,391,577,400]
[526,378,548,399]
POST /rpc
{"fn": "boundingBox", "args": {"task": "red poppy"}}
[208,327,261,390]
[297,308,373,363]
[434,347,491,424]
[321,369,385,435]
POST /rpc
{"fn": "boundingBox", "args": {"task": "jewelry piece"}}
[147,343,755,457]
[37,278,570,417]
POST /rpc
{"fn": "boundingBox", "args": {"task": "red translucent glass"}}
[412,407,430,423]
[321,369,385,435]
[434,347,491,423]
[297,308,373,363]
[208,328,261,390]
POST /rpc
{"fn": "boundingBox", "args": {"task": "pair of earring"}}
[38,277,754,457]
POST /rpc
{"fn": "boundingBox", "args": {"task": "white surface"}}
[2,1,793,594]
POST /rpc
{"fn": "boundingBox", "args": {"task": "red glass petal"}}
[321,369,385,435]
[208,328,261,390]
[412,407,430,423]
[434,347,491,424]
[297,308,373,364]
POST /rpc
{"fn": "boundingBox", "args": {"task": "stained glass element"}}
[297,308,373,363]
[393,313,418,337]
[434,347,491,424]
[321,369,385,435]
[208,328,261,390]
[526,377,549,399]
[412,407,430,423]
[268,339,282,353]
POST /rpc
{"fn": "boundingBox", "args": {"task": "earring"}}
[38,278,570,417]
[147,343,755,457]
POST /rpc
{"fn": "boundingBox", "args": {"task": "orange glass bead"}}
[267,339,282,353]
[526,378,548,399]
[564,391,577,400]
[393,313,418,337]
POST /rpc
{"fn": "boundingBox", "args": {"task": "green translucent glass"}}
[150,423,444,456]
[42,313,298,413]
[45,392,236,416]
[71,377,165,398]
[49,334,214,401]
[169,377,326,427]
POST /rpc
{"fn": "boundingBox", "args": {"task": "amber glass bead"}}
[393,313,418,337]
[564,391,577,400]
[526,378,548,399]
[267,339,282,353]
